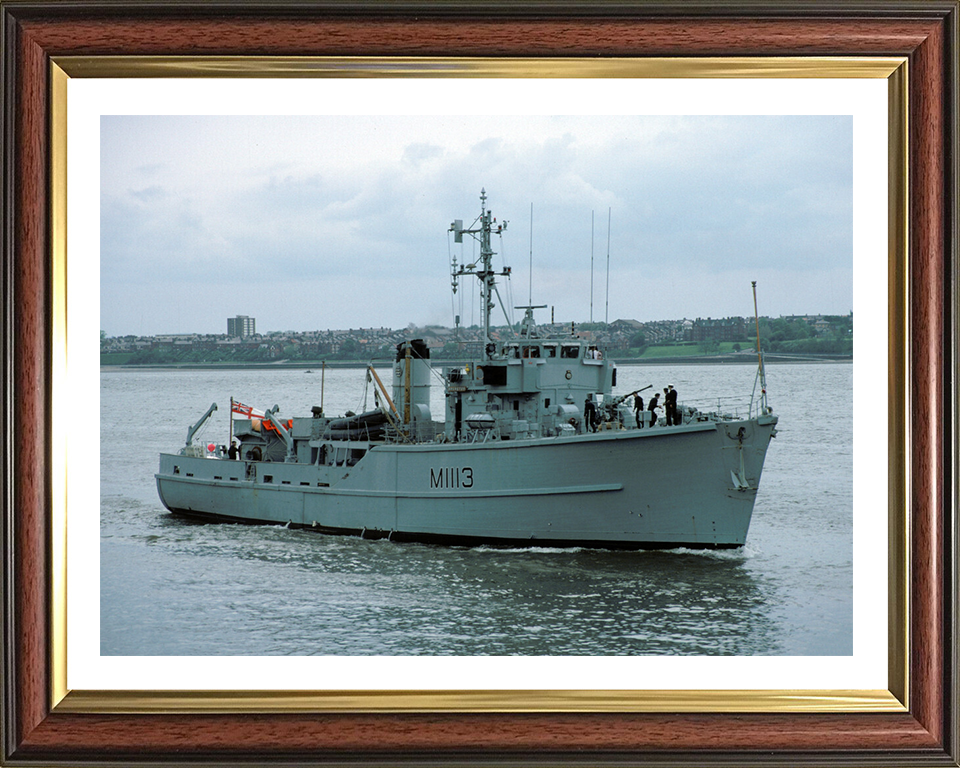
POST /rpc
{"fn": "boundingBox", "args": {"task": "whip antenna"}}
[590,210,595,322]
[605,207,611,324]
[529,202,534,305]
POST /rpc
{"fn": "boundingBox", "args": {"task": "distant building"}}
[228,315,256,338]
[688,317,746,343]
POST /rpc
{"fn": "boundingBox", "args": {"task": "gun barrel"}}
[612,384,652,408]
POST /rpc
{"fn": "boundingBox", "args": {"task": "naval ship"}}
[156,190,778,549]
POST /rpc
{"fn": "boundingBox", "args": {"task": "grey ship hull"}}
[156,415,777,549]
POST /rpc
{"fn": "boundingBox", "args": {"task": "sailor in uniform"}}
[584,394,599,433]
[647,392,660,428]
[665,385,679,425]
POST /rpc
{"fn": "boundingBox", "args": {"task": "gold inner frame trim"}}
[54,55,905,79]
[56,688,905,715]
[886,62,910,711]
[50,62,69,709]
[50,55,909,715]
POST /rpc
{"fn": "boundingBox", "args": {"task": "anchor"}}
[731,426,752,491]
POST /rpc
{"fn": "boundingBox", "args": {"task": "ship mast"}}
[752,280,769,413]
[450,189,511,361]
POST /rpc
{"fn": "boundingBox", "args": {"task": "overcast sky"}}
[100,114,852,337]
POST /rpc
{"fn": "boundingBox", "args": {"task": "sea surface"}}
[101,361,852,656]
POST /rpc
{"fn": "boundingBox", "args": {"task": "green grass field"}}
[634,342,744,359]
[100,353,135,365]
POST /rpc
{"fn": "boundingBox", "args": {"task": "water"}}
[101,362,852,656]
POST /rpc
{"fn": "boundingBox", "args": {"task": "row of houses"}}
[102,313,851,358]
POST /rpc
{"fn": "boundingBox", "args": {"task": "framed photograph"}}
[79,74,884,691]
[2,2,957,765]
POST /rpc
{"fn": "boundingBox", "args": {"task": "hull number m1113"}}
[430,467,474,489]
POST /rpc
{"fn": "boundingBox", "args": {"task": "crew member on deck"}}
[647,392,660,428]
[584,394,599,433]
[633,393,645,428]
[665,385,679,425]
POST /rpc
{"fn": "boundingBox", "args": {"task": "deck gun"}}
[599,385,652,426]
[607,384,653,409]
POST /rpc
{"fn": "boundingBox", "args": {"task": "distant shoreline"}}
[101,353,851,372]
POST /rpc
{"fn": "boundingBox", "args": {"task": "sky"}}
[100,113,853,337]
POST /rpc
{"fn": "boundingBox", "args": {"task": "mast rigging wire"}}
[605,207,611,325]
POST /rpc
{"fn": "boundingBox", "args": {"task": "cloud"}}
[129,185,168,203]
[403,142,445,166]
[100,114,852,334]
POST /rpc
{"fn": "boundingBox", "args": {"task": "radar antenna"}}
[515,304,548,338]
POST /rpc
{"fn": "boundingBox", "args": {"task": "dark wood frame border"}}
[2,2,957,765]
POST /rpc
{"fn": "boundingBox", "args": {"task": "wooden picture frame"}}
[2,2,957,764]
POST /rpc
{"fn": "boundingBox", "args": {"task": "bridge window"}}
[561,345,580,359]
